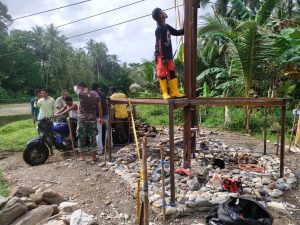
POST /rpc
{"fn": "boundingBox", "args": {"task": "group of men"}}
[30,83,129,161]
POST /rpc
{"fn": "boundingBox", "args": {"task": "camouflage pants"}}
[77,120,97,152]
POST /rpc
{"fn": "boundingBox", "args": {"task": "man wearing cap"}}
[152,7,185,100]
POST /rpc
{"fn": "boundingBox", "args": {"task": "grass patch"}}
[0,172,9,196]
[0,114,31,127]
[0,119,37,152]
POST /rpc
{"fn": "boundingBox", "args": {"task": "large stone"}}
[11,187,35,197]
[10,205,54,225]
[58,202,78,214]
[261,178,272,185]
[70,209,96,225]
[195,196,213,207]
[42,190,65,204]
[185,200,198,208]
[46,220,67,225]
[268,189,283,198]
[0,196,9,209]
[187,177,200,191]
[4,197,25,209]
[29,193,43,204]
[25,201,38,210]
[0,203,28,225]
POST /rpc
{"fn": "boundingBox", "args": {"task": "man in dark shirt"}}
[152,7,185,100]
[92,83,108,154]
[74,82,103,161]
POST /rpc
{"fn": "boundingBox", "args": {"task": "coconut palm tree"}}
[198,0,279,129]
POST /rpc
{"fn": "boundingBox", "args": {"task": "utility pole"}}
[183,0,199,168]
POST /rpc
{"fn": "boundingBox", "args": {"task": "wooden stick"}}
[159,143,166,221]
[142,137,149,225]
[67,117,76,160]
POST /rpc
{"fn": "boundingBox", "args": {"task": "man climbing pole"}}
[152,7,185,100]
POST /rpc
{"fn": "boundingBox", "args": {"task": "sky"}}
[2,0,213,63]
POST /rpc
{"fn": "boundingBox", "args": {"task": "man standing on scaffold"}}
[152,7,185,100]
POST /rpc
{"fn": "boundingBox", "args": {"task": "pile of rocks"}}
[134,120,158,137]
[0,187,96,225]
[102,130,299,218]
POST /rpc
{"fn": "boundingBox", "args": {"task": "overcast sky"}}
[2,0,213,63]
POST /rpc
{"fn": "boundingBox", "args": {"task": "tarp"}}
[206,197,273,225]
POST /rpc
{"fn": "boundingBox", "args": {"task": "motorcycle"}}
[23,116,77,166]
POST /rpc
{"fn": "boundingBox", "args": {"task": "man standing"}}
[36,89,56,120]
[55,90,69,122]
[152,7,185,99]
[110,87,129,144]
[92,83,108,154]
[30,89,42,124]
[74,82,102,161]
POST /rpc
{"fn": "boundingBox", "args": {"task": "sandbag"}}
[206,197,273,225]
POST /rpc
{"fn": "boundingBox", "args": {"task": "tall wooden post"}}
[183,0,198,168]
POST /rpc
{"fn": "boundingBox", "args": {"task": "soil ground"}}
[0,128,299,225]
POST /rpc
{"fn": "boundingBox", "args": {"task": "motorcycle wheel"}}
[23,142,49,166]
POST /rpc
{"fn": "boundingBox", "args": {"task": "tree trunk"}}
[245,106,251,130]
[224,106,230,126]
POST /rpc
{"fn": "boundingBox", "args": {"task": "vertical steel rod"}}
[280,101,286,178]
[142,137,149,225]
[159,143,166,221]
[169,99,176,204]
[263,107,267,155]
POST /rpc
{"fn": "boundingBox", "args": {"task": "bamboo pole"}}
[142,137,149,225]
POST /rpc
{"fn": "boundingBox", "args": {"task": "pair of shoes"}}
[159,78,185,99]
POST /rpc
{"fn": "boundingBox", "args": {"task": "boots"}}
[169,78,185,98]
[159,79,171,100]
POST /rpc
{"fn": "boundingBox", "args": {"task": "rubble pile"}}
[0,187,96,225]
[102,129,298,218]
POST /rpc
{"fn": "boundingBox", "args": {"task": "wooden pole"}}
[263,107,267,155]
[280,101,286,178]
[168,100,176,204]
[142,137,149,225]
[160,143,166,221]
[66,117,76,160]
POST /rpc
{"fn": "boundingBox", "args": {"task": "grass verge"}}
[0,114,31,127]
[0,171,9,196]
[0,119,37,152]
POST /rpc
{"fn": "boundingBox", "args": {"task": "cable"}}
[55,0,145,28]
[66,4,183,40]
[13,0,92,21]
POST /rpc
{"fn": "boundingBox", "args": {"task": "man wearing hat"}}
[152,7,185,100]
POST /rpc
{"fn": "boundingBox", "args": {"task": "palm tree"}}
[198,0,279,129]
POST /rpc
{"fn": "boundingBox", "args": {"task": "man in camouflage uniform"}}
[74,82,103,161]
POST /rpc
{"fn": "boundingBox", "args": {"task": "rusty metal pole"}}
[263,107,267,155]
[280,100,286,178]
[107,99,112,161]
[183,0,198,168]
[142,137,149,225]
[159,143,166,221]
[169,99,176,204]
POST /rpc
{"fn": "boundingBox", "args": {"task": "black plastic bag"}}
[206,197,273,225]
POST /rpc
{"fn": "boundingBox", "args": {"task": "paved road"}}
[0,103,30,116]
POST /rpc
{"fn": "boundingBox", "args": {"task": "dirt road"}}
[0,103,30,116]
[0,128,299,224]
